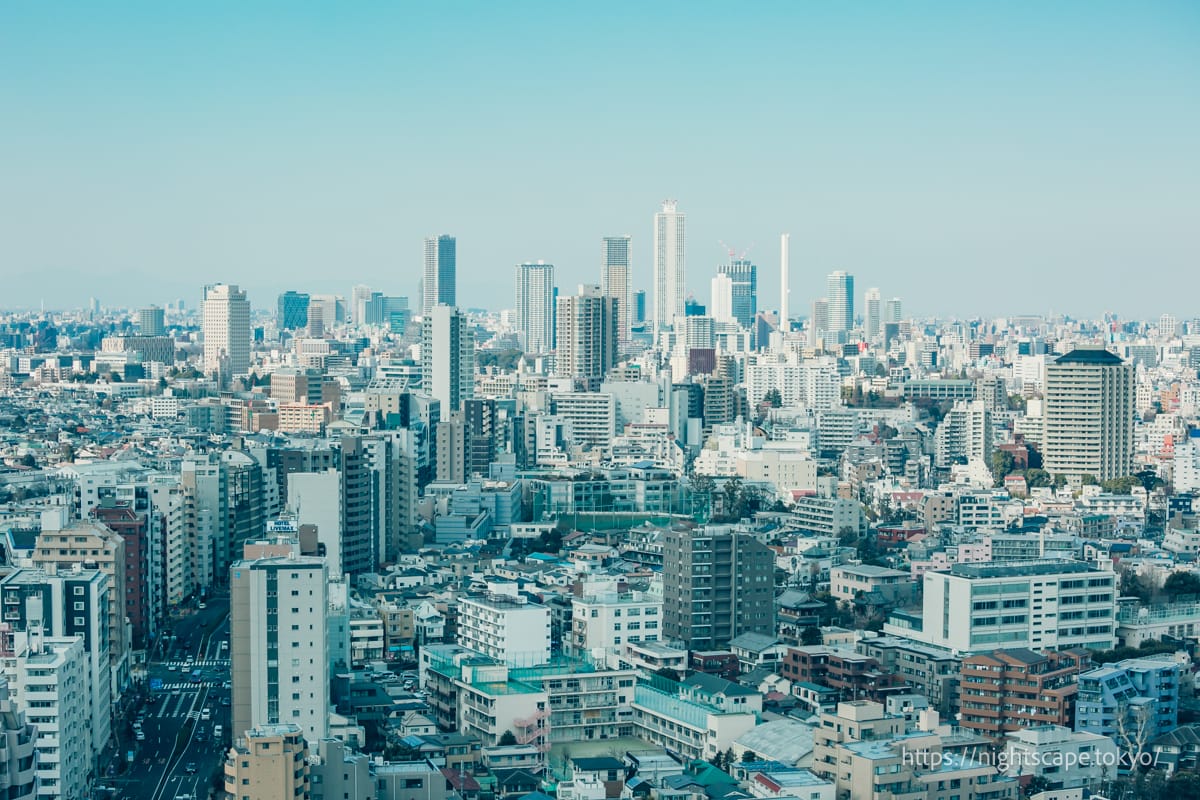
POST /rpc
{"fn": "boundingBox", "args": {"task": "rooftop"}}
[949,559,1096,579]
[1054,347,1125,365]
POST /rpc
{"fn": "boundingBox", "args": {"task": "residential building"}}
[555,285,618,392]
[811,701,905,784]
[231,555,330,749]
[864,288,881,341]
[958,648,1091,740]
[223,723,311,800]
[568,585,663,669]
[422,304,475,413]
[1002,725,1118,791]
[457,593,551,667]
[0,677,37,800]
[137,304,165,336]
[662,525,774,651]
[632,673,760,761]
[423,234,456,315]
[825,271,853,333]
[602,235,632,348]
[830,565,913,604]
[653,200,685,332]
[1074,655,1180,742]
[857,636,962,717]
[202,283,251,378]
[515,261,555,353]
[1043,347,1134,482]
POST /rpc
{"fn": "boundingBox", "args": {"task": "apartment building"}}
[858,636,963,717]
[631,673,760,761]
[1001,725,1118,791]
[811,701,905,784]
[223,723,310,800]
[1074,654,1181,741]
[568,586,663,669]
[830,564,913,603]
[958,648,1091,740]
[885,561,1117,652]
[456,593,551,667]
[0,677,37,800]
[1043,347,1134,482]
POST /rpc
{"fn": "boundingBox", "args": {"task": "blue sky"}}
[2,2,1198,318]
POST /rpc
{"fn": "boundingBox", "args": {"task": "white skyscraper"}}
[710,273,734,324]
[602,236,632,348]
[231,554,330,750]
[779,234,790,330]
[864,287,882,340]
[826,271,853,333]
[201,283,251,378]
[515,261,556,353]
[653,200,686,333]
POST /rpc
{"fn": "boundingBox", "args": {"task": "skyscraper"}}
[811,298,829,347]
[653,200,685,333]
[662,524,774,650]
[779,234,790,330]
[710,273,734,324]
[884,297,903,324]
[231,554,330,749]
[602,236,632,348]
[138,305,165,337]
[350,284,373,325]
[864,287,882,340]
[555,285,618,392]
[515,261,556,353]
[423,235,457,315]
[718,258,757,330]
[421,305,474,412]
[201,283,251,378]
[826,271,854,332]
[276,291,310,330]
[1043,346,1134,482]
[633,290,647,325]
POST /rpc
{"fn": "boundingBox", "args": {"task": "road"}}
[105,596,233,800]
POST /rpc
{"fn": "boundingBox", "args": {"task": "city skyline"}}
[2,4,1197,318]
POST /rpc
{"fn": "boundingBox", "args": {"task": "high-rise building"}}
[779,234,790,330]
[810,298,829,346]
[718,258,757,330]
[826,271,853,332]
[202,283,251,377]
[0,677,37,800]
[602,236,632,347]
[710,274,734,325]
[515,261,555,353]
[653,200,686,333]
[138,305,165,337]
[555,285,618,392]
[231,555,330,749]
[662,524,774,650]
[1043,347,1134,482]
[883,297,903,324]
[223,724,311,800]
[350,284,373,325]
[864,287,882,340]
[633,290,647,325]
[423,235,457,315]
[421,305,474,412]
[959,649,1091,740]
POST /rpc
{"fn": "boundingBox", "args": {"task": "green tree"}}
[1100,476,1135,495]
[1119,570,1151,603]
[989,450,1015,486]
[498,730,518,746]
[1164,571,1200,598]
[800,626,823,646]
[741,750,758,763]
[19,453,37,468]
[1081,474,1098,486]
[1024,468,1052,488]
[761,388,782,408]
[654,667,681,682]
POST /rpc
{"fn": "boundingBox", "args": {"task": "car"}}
[184,762,197,774]
[220,697,230,707]
[167,665,177,672]
[200,708,211,720]
[136,732,146,741]
[199,602,206,610]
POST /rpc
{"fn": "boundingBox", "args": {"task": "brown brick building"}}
[959,648,1091,739]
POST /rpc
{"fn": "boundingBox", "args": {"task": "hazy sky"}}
[2,2,1198,319]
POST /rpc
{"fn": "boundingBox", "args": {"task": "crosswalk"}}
[164,659,229,668]
[158,681,221,691]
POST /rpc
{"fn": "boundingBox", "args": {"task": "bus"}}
[190,669,202,684]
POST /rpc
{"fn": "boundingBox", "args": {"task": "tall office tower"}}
[1043,346,1134,482]
[718,258,757,329]
[181,452,266,592]
[202,283,251,377]
[779,234,791,331]
[602,236,632,347]
[633,289,647,324]
[883,297,903,324]
[350,284,372,325]
[710,274,734,324]
[231,554,330,750]
[421,305,474,412]
[653,200,686,333]
[555,285,618,392]
[463,398,497,479]
[826,271,854,332]
[864,287,882,340]
[224,724,311,800]
[276,292,310,330]
[515,261,556,353]
[423,235,457,315]
[338,436,376,577]
[662,525,774,650]
[0,677,37,800]
[138,305,165,337]
[810,298,830,346]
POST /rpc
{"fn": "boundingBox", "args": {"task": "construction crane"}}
[718,241,755,261]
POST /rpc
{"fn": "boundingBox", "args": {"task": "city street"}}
[104,596,232,800]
